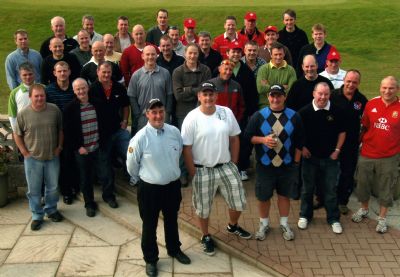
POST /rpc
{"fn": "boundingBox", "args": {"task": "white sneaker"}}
[240,171,249,181]
[297,217,308,230]
[352,208,369,223]
[255,222,270,241]
[281,224,295,241]
[376,217,388,234]
[331,222,343,234]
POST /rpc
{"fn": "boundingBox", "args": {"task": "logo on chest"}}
[353,101,362,110]
[374,117,390,131]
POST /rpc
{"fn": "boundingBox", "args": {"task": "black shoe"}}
[31,220,43,231]
[86,206,96,217]
[201,234,215,256]
[63,195,73,205]
[105,199,118,209]
[169,250,191,264]
[226,224,252,239]
[85,202,97,217]
[145,262,157,277]
[48,211,64,222]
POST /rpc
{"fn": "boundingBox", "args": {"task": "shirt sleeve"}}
[243,112,259,141]
[181,113,194,146]
[126,135,142,184]
[5,55,18,90]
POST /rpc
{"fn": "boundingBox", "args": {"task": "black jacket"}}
[63,97,107,151]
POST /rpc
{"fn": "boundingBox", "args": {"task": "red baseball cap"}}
[327,50,341,61]
[244,12,257,21]
[227,40,243,51]
[184,18,196,28]
[264,25,278,33]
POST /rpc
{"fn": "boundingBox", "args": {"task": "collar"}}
[89,56,100,65]
[174,41,184,50]
[143,64,160,73]
[312,100,330,111]
[17,48,30,55]
[269,60,287,69]
[184,62,200,72]
[224,32,238,40]
[20,83,30,92]
[146,122,165,136]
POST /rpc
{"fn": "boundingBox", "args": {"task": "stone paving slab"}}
[69,227,110,247]
[60,201,137,246]
[0,250,9,265]
[0,199,31,224]
[0,225,25,249]
[58,246,119,276]
[0,262,59,277]
[5,234,70,263]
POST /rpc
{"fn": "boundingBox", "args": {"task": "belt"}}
[194,163,225,168]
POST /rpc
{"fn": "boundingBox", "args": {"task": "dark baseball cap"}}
[146,98,164,110]
[198,81,217,93]
[269,84,286,96]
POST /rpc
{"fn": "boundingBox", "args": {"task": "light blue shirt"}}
[126,122,182,185]
[5,48,42,90]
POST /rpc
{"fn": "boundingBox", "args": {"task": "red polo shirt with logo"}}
[360,96,400,158]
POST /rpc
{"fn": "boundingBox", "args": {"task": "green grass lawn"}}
[1,0,399,113]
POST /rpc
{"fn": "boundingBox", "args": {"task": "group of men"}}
[5,8,399,277]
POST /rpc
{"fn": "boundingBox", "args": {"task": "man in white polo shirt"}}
[182,81,251,257]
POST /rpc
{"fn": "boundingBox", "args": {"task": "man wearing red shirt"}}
[238,12,265,47]
[180,18,198,46]
[352,76,400,234]
[120,25,159,86]
[212,16,246,60]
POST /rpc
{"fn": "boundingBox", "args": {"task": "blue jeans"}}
[24,156,60,220]
[111,128,130,161]
[300,156,340,224]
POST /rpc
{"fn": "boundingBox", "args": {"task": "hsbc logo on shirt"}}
[373,117,390,131]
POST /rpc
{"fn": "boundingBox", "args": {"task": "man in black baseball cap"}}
[245,83,304,241]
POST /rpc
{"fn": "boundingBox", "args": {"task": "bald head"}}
[92,41,105,62]
[142,45,157,68]
[72,78,89,103]
[103,34,115,54]
[303,54,317,66]
[380,76,399,104]
[302,54,318,80]
[103,33,114,42]
[132,24,145,33]
[49,38,64,58]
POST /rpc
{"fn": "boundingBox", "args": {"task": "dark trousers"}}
[59,149,79,197]
[74,148,115,205]
[337,146,359,205]
[137,179,182,263]
[300,156,340,224]
[238,132,253,171]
